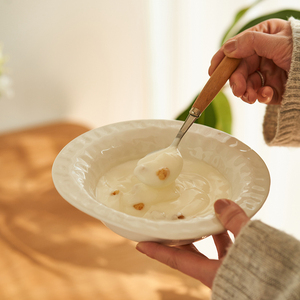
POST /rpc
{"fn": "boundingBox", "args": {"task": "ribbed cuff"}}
[263,17,300,146]
[212,220,300,300]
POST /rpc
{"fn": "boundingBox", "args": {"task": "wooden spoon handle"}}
[192,56,241,113]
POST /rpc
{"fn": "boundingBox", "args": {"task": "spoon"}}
[134,56,241,188]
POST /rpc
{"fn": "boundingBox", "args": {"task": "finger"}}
[177,243,200,254]
[257,86,274,104]
[239,59,284,104]
[238,72,259,104]
[228,55,260,98]
[223,21,291,67]
[222,19,292,73]
[242,70,268,104]
[224,32,279,59]
[209,49,225,75]
[136,242,220,288]
[229,71,246,98]
[214,199,250,237]
[258,58,287,105]
[213,231,233,259]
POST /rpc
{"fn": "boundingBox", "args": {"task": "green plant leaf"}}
[176,5,300,135]
[197,100,217,129]
[236,9,300,34]
[175,90,231,134]
[212,91,232,134]
[221,0,262,45]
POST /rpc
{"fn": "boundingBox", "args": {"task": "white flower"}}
[0,46,13,98]
[0,74,13,98]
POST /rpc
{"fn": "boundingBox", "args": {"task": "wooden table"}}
[0,122,211,300]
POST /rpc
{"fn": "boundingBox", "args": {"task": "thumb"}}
[223,30,290,71]
[214,199,250,237]
[223,31,277,59]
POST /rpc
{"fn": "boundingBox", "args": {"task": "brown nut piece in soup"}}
[133,203,145,210]
[156,167,170,180]
[111,190,120,195]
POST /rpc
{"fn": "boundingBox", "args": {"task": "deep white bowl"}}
[52,119,270,245]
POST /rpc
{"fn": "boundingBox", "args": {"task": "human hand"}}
[209,19,293,105]
[136,199,250,288]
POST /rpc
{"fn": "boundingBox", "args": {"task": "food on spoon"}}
[134,146,183,188]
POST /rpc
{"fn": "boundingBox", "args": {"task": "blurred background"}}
[1,0,300,278]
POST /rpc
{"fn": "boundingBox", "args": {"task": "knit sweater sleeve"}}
[263,17,300,146]
[211,18,300,299]
[211,220,300,300]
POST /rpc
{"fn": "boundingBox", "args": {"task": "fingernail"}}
[224,39,237,53]
[242,92,248,102]
[230,82,237,94]
[136,243,145,254]
[214,199,231,214]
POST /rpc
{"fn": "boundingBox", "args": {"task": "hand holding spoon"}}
[134,56,241,188]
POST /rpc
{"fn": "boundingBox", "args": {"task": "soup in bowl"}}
[52,119,270,245]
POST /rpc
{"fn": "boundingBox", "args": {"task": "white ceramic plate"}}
[52,119,270,245]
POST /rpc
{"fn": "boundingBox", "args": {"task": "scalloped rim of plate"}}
[52,119,270,241]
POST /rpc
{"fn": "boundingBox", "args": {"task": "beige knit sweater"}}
[212,18,300,299]
[263,17,300,146]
